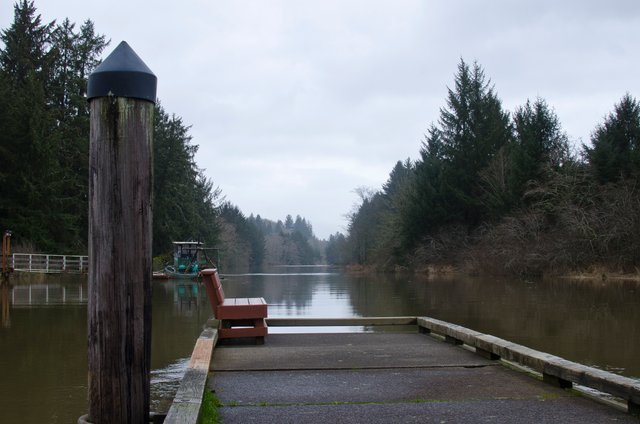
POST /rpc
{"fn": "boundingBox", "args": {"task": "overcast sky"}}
[2,1,639,239]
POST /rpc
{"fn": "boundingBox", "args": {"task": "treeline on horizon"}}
[326,60,640,276]
[221,211,323,270]
[0,1,323,270]
[5,1,638,276]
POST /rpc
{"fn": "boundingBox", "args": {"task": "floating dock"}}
[165,317,640,423]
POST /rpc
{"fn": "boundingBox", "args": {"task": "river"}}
[0,267,638,423]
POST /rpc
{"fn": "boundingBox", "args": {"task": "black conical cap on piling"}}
[87,41,157,103]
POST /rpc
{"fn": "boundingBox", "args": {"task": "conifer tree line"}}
[0,1,110,253]
[0,1,324,268]
[252,213,323,266]
[217,210,323,271]
[328,60,640,275]
[0,0,218,254]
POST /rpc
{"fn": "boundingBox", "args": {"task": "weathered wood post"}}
[1,230,11,278]
[82,41,156,424]
[1,230,11,327]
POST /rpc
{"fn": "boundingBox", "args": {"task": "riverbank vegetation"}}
[0,1,323,269]
[5,2,636,277]
[0,1,220,255]
[327,60,640,277]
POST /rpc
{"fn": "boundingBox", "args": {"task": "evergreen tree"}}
[0,1,53,85]
[586,94,640,183]
[152,105,221,254]
[0,2,107,251]
[325,232,348,265]
[47,18,107,250]
[248,214,321,265]
[437,59,512,227]
[0,0,58,249]
[511,98,570,199]
[382,159,414,199]
[344,60,512,265]
[375,158,415,262]
[284,214,293,231]
[219,203,264,270]
[290,230,317,264]
[0,2,224,257]
[0,65,12,221]
[399,127,448,249]
[346,187,383,264]
[293,215,313,239]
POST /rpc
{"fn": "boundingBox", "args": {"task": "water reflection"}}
[1,282,10,327]
[10,283,86,306]
[0,275,211,423]
[223,266,357,326]
[344,273,640,378]
[221,268,640,379]
[0,291,88,423]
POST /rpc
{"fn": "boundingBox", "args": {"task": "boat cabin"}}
[172,241,205,274]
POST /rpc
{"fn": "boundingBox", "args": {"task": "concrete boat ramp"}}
[165,317,639,423]
[210,332,635,423]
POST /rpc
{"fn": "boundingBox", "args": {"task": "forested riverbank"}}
[2,2,638,277]
[0,1,218,254]
[0,1,323,269]
[327,60,640,278]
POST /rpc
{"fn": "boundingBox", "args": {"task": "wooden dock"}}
[164,317,640,423]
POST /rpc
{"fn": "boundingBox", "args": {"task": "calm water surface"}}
[0,267,638,423]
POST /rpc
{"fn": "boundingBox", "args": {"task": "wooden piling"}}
[84,41,156,424]
[1,231,12,327]
[1,230,11,277]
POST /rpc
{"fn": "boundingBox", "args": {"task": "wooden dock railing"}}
[11,253,88,273]
[417,317,640,416]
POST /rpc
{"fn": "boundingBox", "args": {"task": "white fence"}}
[11,253,88,273]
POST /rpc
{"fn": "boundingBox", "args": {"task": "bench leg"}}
[218,318,268,341]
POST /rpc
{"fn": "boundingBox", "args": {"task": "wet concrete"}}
[208,333,637,423]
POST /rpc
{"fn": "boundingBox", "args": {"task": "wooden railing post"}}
[1,230,11,278]
[82,41,156,424]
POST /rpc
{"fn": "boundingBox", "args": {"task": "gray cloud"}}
[2,0,639,238]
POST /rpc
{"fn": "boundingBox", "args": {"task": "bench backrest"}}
[201,268,225,309]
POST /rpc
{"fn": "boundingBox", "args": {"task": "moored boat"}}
[160,241,216,279]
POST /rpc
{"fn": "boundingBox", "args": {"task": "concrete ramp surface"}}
[208,333,636,423]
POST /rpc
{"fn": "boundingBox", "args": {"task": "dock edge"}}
[417,316,640,416]
[164,327,218,423]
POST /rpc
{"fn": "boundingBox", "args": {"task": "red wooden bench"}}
[200,268,268,344]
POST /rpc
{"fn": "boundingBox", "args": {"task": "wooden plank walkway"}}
[167,317,640,423]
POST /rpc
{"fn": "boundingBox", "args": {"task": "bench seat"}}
[201,268,268,343]
[217,297,268,320]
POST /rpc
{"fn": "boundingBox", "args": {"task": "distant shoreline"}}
[345,263,640,282]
